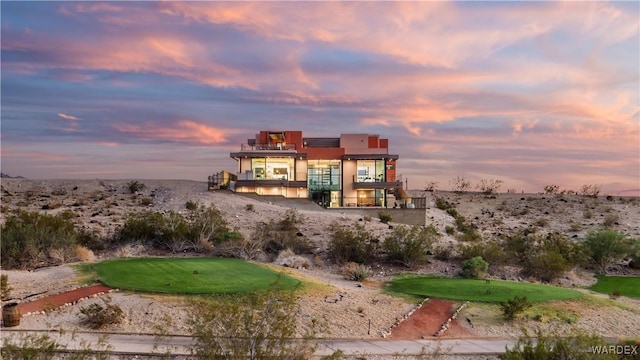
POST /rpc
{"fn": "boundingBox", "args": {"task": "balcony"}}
[352,175,402,190]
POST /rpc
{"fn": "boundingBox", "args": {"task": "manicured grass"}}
[94,257,300,294]
[589,276,640,299]
[387,276,583,303]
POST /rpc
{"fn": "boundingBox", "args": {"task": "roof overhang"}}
[342,154,399,160]
[231,152,308,159]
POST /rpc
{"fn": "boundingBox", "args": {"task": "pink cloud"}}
[57,113,80,121]
[115,120,228,145]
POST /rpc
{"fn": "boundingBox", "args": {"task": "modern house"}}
[229,130,402,207]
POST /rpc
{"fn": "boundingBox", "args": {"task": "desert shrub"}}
[126,180,146,194]
[502,229,585,281]
[76,227,105,251]
[445,225,455,235]
[0,210,78,269]
[112,211,164,245]
[328,222,379,264]
[78,297,124,329]
[342,262,371,281]
[377,211,392,224]
[460,256,489,279]
[433,246,452,261]
[523,250,570,282]
[274,249,310,269]
[501,295,531,320]
[188,285,317,360]
[500,329,617,360]
[543,185,559,194]
[139,197,153,206]
[1,332,65,360]
[278,208,305,231]
[113,205,229,253]
[476,178,503,195]
[457,228,482,242]
[185,205,229,249]
[579,184,601,198]
[535,217,549,227]
[185,200,198,210]
[569,221,582,232]
[583,208,593,219]
[583,230,636,273]
[157,211,191,252]
[383,224,439,267]
[602,213,619,228]
[1,274,12,300]
[450,176,471,193]
[435,197,452,210]
[213,236,263,260]
[629,243,640,269]
[424,180,438,192]
[245,203,255,211]
[458,241,506,265]
[446,208,459,218]
[253,215,313,256]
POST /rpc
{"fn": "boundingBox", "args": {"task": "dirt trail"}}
[389,299,475,339]
[15,285,112,315]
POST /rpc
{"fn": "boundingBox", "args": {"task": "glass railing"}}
[240,143,297,151]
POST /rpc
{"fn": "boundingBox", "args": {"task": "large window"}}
[356,160,385,182]
[251,158,295,180]
[307,160,341,191]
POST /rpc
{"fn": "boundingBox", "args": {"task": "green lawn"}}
[387,276,583,303]
[94,257,300,294]
[589,276,640,298]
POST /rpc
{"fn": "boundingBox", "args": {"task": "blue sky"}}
[1,1,638,194]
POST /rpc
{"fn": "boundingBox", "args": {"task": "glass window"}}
[357,160,385,182]
[251,158,294,180]
[307,160,341,190]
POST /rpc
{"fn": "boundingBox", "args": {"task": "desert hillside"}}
[1,178,639,341]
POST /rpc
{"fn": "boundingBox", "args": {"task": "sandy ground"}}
[1,178,639,341]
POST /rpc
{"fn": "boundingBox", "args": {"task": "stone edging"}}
[381,298,429,338]
[434,301,468,337]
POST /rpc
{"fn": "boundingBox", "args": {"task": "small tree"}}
[460,256,489,279]
[476,179,504,196]
[500,295,531,321]
[583,230,635,273]
[579,184,601,198]
[188,285,316,360]
[383,224,438,267]
[450,176,471,193]
[424,180,439,192]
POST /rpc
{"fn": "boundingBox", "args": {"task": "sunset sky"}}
[2,1,638,194]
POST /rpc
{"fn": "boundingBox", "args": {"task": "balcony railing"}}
[240,143,297,151]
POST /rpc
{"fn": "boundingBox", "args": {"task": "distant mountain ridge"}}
[0,172,25,179]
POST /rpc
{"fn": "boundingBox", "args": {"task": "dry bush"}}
[476,178,504,195]
[48,248,66,264]
[78,297,124,329]
[274,249,310,269]
[342,262,371,281]
[116,244,134,258]
[603,213,619,228]
[75,245,96,262]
